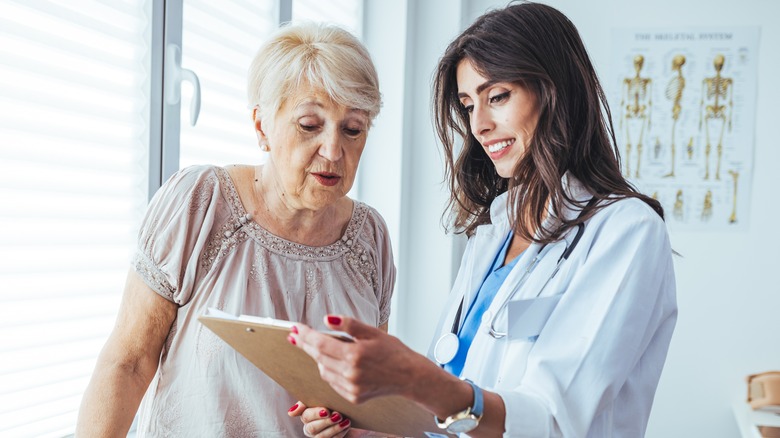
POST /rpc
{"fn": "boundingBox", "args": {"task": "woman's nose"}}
[318,129,343,162]
[470,105,493,137]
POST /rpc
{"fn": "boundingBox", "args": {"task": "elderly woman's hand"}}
[288,401,351,438]
[289,316,423,404]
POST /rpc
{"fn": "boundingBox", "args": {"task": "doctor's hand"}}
[289,315,427,404]
[288,401,352,438]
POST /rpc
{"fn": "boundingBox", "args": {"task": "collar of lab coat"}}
[456,172,593,332]
[482,172,592,239]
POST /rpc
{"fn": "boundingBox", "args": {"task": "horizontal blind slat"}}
[0,3,143,59]
[0,296,120,328]
[0,35,141,88]
[20,0,144,36]
[0,394,82,434]
[186,0,276,36]
[1,274,127,301]
[0,339,109,375]
[0,359,96,394]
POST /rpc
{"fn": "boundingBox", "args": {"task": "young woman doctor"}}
[288,3,677,437]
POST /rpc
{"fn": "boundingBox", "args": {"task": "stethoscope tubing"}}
[486,221,585,338]
[447,196,597,342]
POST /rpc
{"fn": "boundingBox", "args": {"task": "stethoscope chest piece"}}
[433,332,459,365]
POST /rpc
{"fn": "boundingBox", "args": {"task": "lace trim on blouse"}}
[210,166,370,261]
[133,250,175,301]
[136,165,382,309]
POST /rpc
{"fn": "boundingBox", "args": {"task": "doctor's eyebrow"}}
[457,80,499,100]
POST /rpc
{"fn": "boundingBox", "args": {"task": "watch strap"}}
[434,378,484,429]
[465,378,484,418]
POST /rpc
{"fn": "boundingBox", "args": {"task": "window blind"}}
[0,1,151,436]
[292,0,363,37]
[177,0,364,169]
[178,0,277,168]
[0,1,365,436]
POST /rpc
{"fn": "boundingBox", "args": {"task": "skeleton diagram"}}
[663,55,686,178]
[699,54,733,180]
[621,55,652,178]
[728,170,739,223]
[701,190,713,221]
[673,189,684,221]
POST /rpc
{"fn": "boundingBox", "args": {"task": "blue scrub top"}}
[445,232,521,377]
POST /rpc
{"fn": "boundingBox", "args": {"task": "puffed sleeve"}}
[132,165,221,306]
[496,200,678,437]
[366,206,396,326]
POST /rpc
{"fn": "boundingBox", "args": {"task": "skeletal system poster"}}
[609,27,759,230]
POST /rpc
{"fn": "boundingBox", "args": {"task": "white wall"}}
[360,0,411,335]
[391,0,780,437]
[361,0,469,352]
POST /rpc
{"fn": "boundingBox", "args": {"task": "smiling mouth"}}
[312,172,341,187]
[487,139,515,153]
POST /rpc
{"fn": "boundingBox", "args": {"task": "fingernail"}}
[288,403,299,412]
[327,315,342,326]
[319,409,328,418]
[291,326,299,334]
[330,412,342,422]
[287,335,296,346]
[339,418,351,428]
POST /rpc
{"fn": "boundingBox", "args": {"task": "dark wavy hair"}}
[433,1,663,241]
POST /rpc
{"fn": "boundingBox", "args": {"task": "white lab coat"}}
[427,174,677,437]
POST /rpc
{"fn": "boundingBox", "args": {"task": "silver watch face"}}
[446,417,479,433]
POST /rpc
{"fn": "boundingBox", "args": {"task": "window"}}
[177,0,277,168]
[0,1,152,436]
[0,1,364,436]
[176,0,364,169]
[292,0,363,37]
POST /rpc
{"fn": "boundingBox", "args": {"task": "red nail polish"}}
[288,403,299,412]
[330,412,342,422]
[319,409,328,418]
[291,326,299,334]
[287,335,296,346]
[327,315,342,326]
[339,418,351,428]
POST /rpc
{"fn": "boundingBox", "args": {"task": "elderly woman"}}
[75,23,393,437]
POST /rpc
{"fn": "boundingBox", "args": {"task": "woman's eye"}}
[489,91,510,104]
[344,127,363,137]
[463,104,474,114]
[299,124,319,132]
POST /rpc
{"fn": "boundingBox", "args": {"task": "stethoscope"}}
[434,197,596,366]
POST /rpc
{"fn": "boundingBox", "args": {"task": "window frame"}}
[149,0,293,200]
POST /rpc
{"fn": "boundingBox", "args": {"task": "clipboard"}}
[198,312,452,438]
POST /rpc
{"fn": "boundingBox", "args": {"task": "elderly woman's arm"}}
[75,269,177,437]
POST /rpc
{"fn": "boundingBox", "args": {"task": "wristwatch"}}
[435,378,484,434]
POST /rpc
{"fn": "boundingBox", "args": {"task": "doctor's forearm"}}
[404,359,506,437]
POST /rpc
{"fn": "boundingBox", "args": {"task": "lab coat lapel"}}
[430,219,506,357]
[482,174,595,334]
[458,223,505,329]
[483,240,547,329]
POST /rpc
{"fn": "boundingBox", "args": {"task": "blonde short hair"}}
[248,22,381,126]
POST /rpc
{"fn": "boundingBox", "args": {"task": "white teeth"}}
[488,139,513,153]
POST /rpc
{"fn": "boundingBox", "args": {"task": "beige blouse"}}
[131,165,395,437]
